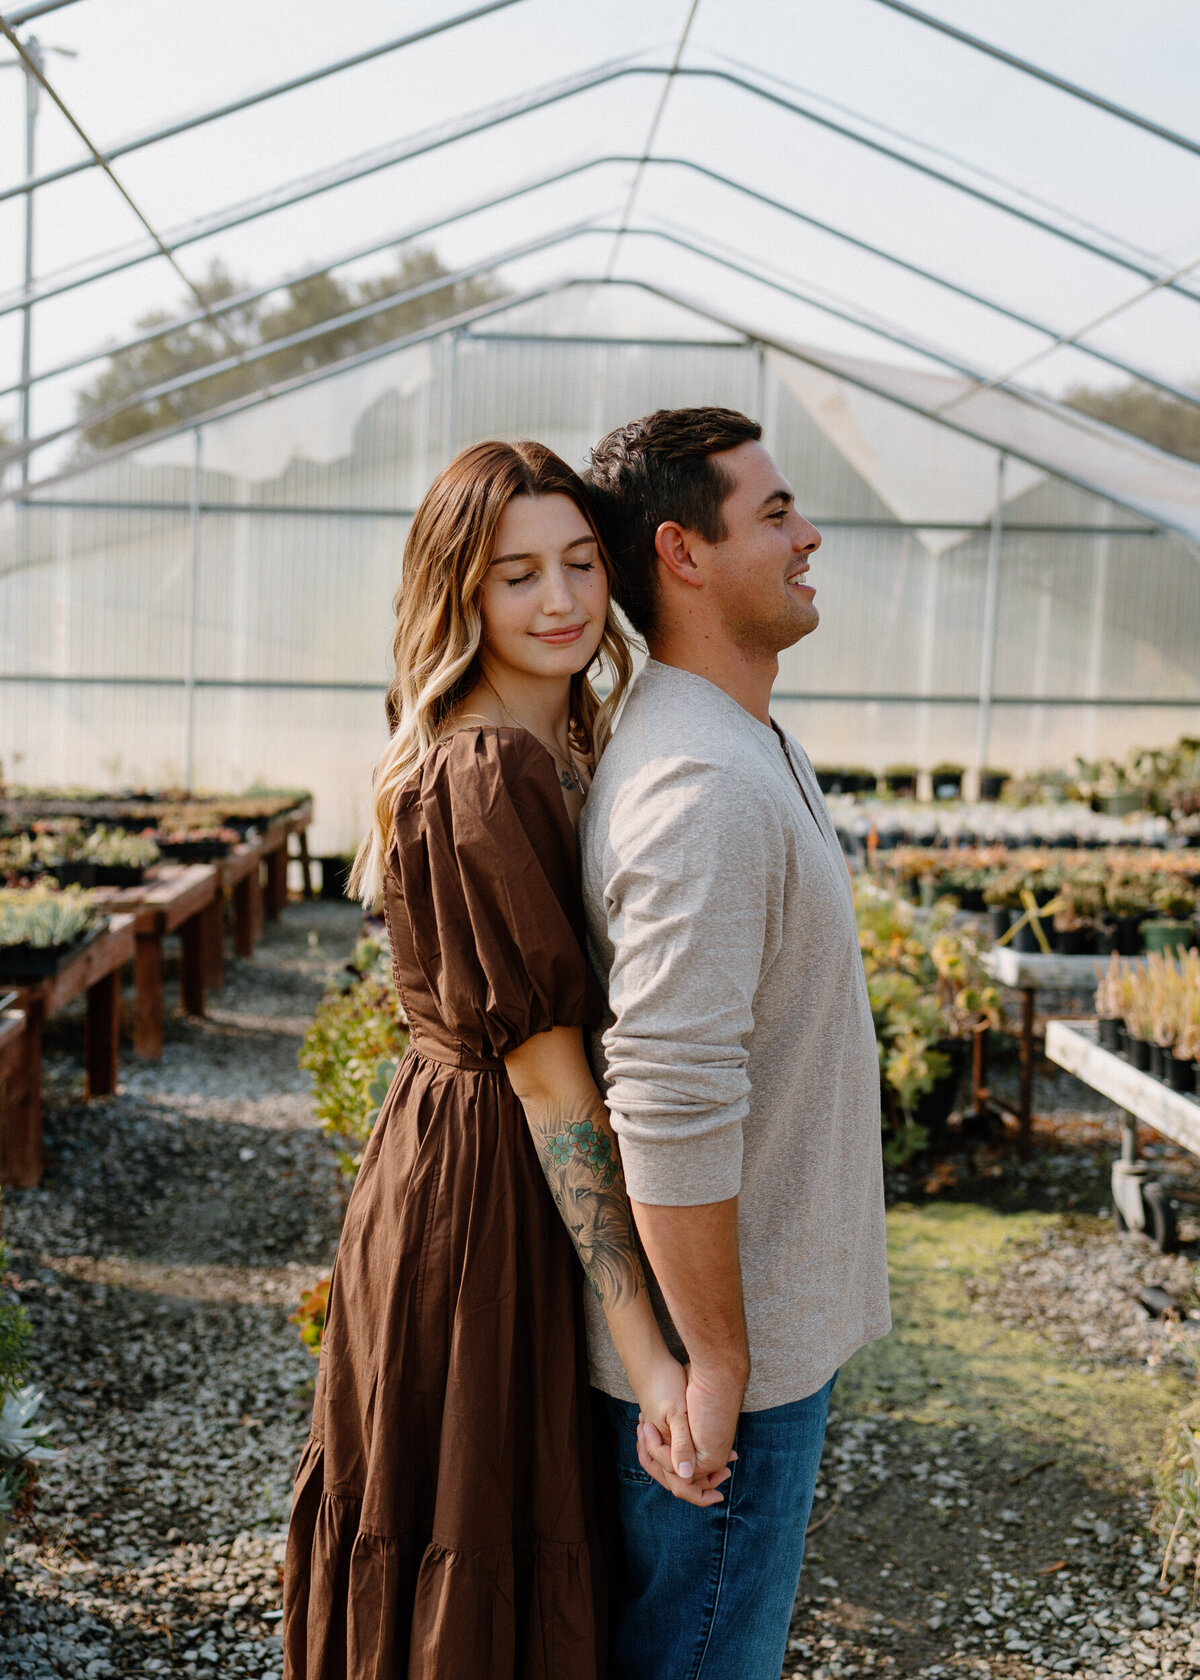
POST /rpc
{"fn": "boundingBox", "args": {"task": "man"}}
[580,407,890,1680]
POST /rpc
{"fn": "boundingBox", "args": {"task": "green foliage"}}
[0,885,97,949]
[75,247,507,455]
[1065,380,1200,467]
[289,1277,330,1358]
[0,1244,30,1397]
[856,882,1001,1166]
[298,936,406,1173]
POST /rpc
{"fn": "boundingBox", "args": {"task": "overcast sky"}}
[2,0,1198,479]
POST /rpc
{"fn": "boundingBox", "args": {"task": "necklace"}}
[480,673,586,794]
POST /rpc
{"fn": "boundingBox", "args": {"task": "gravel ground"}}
[3,918,1200,1679]
[0,900,358,1678]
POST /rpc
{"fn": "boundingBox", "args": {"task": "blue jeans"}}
[600,1374,835,1680]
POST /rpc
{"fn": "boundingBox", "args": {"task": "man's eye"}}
[770,509,787,521]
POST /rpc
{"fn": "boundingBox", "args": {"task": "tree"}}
[1063,379,1200,466]
[74,246,505,456]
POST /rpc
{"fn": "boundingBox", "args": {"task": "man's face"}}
[694,440,822,654]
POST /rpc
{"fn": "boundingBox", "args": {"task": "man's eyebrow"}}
[759,488,794,511]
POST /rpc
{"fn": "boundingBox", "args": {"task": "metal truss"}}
[8,152,1196,414]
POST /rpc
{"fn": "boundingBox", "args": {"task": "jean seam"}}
[687,1432,741,1680]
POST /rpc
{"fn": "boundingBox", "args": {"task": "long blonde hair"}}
[351,439,634,907]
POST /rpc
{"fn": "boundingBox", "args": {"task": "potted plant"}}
[1104,875,1148,956]
[0,1237,57,1557]
[1142,879,1197,956]
[884,764,918,798]
[931,762,965,801]
[0,886,100,979]
[82,827,161,887]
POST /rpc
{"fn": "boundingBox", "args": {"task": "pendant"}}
[559,769,578,792]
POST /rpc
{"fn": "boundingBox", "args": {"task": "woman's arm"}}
[504,1025,731,1506]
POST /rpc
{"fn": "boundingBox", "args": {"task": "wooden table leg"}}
[206,893,226,991]
[233,873,255,959]
[85,970,121,1096]
[180,911,207,1018]
[1018,985,1036,1158]
[265,846,287,921]
[297,829,314,901]
[3,1003,42,1188]
[133,929,165,1060]
[250,862,264,944]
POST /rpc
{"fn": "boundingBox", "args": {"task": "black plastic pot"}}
[1101,916,1144,956]
[159,838,232,862]
[912,1038,973,1148]
[1056,927,1097,955]
[0,924,102,980]
[988,908,1012,941]
[92,863,148,887]
[1168,1056,1195,1094]
[1149,1043,1166,1080]
[47,861,97,888]
[1128,1036,1151,1072]
[959,888,986,912]
[1098,1018,1120,1051]
[1012,920,1046,954]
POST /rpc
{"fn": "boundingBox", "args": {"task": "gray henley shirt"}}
[580,659,891,1410]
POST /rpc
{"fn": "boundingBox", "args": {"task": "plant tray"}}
[158,838,232,862]
[92,863,148,887]
[0,922,105,980]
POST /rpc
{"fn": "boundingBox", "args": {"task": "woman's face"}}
[478,493,609,684]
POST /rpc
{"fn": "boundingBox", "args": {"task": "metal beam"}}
[0,0,530,201]
[3,62,1196,314]
[871,0,1200,160]
[6,275,1194,551]
[2,674,1195,708]
[11,149,1195,416]
[1,0,83,24]
[0,219,605,469]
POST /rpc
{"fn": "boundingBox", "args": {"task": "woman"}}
[282,441,727,1680]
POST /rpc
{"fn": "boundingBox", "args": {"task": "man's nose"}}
[795,517,821,555]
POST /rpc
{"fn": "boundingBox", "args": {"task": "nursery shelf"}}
[984,948,1104,989]
[1045,1020,1200,1160]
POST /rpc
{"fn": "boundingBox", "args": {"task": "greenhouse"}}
[2,3,1200,1678]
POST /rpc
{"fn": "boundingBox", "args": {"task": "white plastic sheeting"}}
[3,289,1199,853]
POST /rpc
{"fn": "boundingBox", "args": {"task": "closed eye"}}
[504,571,536,587]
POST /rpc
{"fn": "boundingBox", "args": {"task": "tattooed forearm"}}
[523,1092,647,1310]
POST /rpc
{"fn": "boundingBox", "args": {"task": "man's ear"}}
[654,521,703,588]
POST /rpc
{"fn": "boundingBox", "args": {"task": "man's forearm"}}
[629,1196,750,1382]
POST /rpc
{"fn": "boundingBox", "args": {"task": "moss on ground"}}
[836,1202,1187,1485]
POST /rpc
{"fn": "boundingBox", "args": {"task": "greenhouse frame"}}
[2,0,1199,855]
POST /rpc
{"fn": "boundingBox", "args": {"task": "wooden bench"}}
[87,864,218,1059]
[0,914,135,1187]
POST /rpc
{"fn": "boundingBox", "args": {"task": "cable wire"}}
[0,18,244,361]
[604,0,701,279]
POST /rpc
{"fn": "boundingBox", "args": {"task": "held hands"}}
[635,1355,742,1508]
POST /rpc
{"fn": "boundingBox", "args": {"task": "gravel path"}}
[0,901,358,1679]
[3,911,1200,1679]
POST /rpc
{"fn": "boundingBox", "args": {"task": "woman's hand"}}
[631,1346,733,1508]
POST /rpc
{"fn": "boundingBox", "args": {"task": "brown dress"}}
[283,727,608,1679]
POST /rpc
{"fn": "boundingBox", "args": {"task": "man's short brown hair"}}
[586,407,763,638]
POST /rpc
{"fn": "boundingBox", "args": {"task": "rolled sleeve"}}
[599,758,778,1206]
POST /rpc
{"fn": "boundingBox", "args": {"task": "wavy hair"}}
[350,439,633,907]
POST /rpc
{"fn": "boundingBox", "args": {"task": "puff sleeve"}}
[390,728,602,1061]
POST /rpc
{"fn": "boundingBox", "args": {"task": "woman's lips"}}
[531,623,587,644]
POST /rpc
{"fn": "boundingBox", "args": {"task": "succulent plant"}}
[0,885,98,949]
